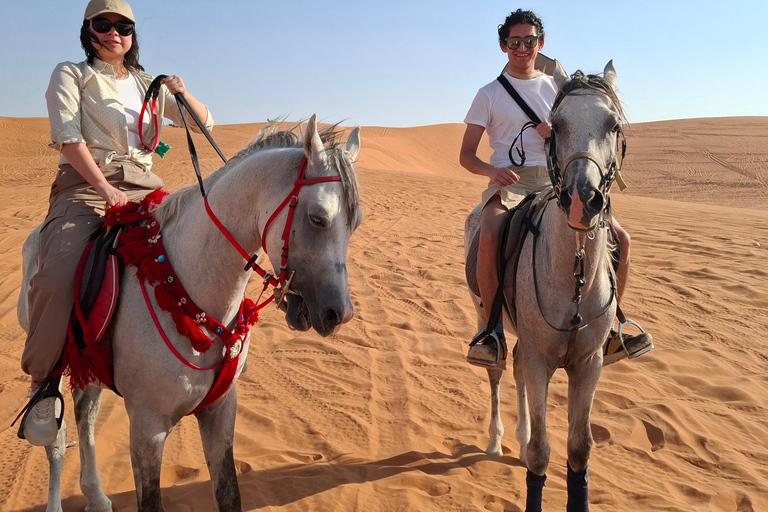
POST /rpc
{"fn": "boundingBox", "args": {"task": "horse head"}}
[272,115,362,336]
[548,61,625,231]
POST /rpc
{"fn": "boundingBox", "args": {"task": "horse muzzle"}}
[282,285,353,337]
[559,183,605,231]
[558,157,607,230]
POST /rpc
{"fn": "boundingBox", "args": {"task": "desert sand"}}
[1,115,767,511]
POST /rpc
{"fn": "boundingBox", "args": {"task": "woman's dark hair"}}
[80,19,144,72]
[498,9,545,42]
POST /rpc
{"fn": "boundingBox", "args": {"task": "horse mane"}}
[154,120,359,228]
[550,71,626,124]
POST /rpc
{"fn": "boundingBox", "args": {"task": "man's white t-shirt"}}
[464,72,556,168]
[116,74,149,151]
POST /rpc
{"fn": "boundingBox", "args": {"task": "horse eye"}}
[309,214,328,227]
[612,123,621,133]
[552,123,560,134]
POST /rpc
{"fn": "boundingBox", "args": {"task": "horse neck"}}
[538,204,610,296]
[158,150,300,322]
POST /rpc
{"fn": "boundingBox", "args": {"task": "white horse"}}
[17,115,361,512]
[465,62,625,512]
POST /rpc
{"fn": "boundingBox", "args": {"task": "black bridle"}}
[544,106,627,205]
[533,86,628,364]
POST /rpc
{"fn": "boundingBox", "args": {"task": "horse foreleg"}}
[564,355,602,512]
[129,411,170,512]
[43,419,66,512]
[73,386,112,512]
[512,342,530,465]
[485,368,504,456]
[523,355,553,512]
[195,386,241,512]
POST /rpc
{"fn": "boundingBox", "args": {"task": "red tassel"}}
[83,342,114,388]
[61,324,94,392]
[172,310,213,352]
[154,285,178,312]
[191,358,238,414]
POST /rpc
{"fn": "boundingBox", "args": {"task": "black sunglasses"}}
[505,35,541,50]
[91,17,135,37]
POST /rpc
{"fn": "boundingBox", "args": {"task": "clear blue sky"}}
[1,1,766,127]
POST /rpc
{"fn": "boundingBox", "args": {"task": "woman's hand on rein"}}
[488,166,520,187]
[161,75,186,96]
[95,182,128,207]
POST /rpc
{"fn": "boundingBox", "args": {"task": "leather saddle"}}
[59,224,123,391]
[465,189,554,331]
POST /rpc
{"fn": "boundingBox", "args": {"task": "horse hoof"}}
[84,496,112,512]
[485,442,503,457]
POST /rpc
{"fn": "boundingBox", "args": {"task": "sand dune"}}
[1,116,767,511]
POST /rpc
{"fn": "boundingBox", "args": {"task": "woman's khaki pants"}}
[21,161,163,380]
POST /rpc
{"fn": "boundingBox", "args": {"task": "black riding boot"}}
[566,462,589,512]
[525,470,546,512]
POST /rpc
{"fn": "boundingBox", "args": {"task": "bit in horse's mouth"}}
[285,294,311,331]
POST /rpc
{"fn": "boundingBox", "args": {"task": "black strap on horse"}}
[497,74,543,167]
[143,75,228,196]
[471,204,517,344]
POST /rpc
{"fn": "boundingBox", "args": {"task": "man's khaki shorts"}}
[480,165,551,211]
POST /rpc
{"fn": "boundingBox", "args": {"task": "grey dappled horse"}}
[17,115,361,512]
[465,62,625,512]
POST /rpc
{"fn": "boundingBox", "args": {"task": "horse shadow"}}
[16,443,523,511]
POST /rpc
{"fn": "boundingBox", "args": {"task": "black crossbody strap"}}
[497,74,542,125]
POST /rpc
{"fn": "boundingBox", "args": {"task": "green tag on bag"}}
[154,141,171,158]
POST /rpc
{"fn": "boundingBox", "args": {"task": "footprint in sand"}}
[641,420,665,452]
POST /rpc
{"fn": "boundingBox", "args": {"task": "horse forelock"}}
[551,71,625,124]
[325,146,360,228]
[152,120,360,229]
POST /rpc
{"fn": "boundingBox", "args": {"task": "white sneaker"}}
[23,382,62,446]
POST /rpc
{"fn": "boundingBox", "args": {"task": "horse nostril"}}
[559,189,571,209]
[321,307,342,327]
[586,190,605,214]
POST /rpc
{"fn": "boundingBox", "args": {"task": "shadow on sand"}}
[15,443,523,511]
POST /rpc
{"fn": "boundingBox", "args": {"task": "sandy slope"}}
[0,116,767,511]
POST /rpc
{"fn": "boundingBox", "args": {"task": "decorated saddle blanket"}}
[58,189,257,414]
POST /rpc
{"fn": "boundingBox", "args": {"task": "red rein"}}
[109,156,341,413]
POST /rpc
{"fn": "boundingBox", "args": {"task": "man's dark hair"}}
[80,20,144,72]
[498,9,544,42]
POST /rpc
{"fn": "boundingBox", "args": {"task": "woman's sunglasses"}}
[91,17,135,37]
[505,35,541,50]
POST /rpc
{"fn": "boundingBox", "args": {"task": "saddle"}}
[465,189,554,331]
[58,224,124,392]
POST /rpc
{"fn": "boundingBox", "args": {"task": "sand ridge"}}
[0,116,767,511]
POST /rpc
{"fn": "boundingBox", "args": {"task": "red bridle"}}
[203,156,341,309]
[149,81,342,310]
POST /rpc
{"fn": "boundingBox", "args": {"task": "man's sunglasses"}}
[91,17,135,37]
[504,35,541,50]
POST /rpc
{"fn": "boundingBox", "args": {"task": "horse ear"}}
[303,114,324,158]
[345,126,361,161]
[604,60,617,90]
[553,59,568,91]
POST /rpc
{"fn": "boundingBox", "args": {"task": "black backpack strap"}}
[497,74,543,125]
